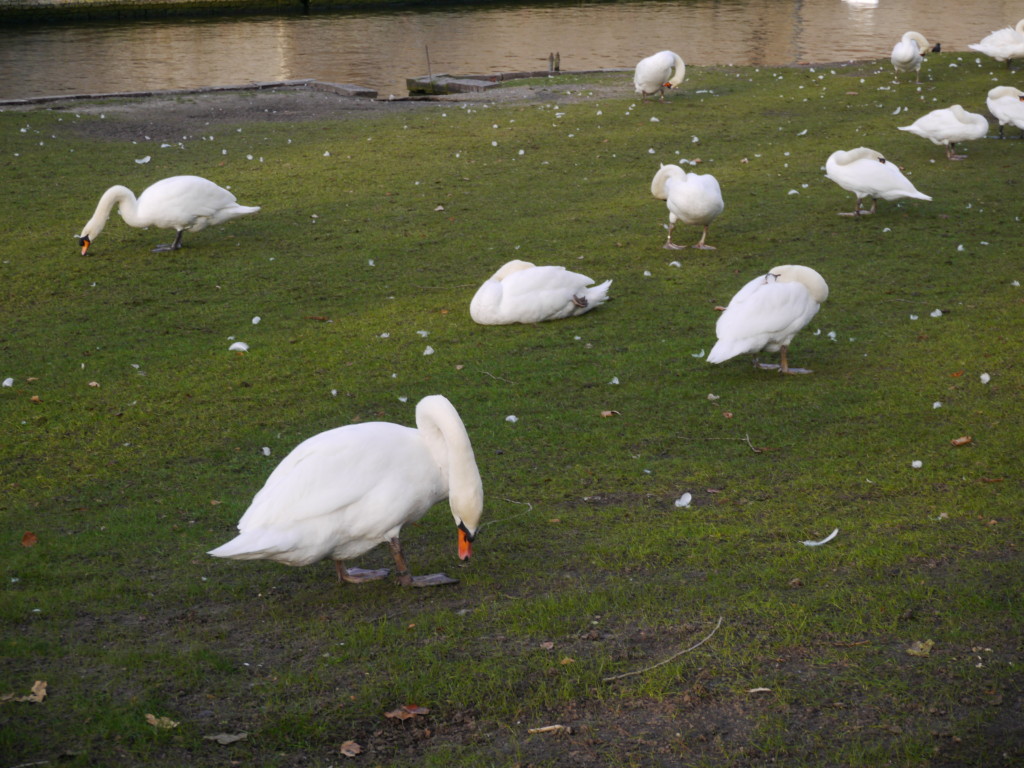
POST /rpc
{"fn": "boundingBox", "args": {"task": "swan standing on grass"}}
[650,164,724,249]
[707,265,829,375]
[469,260,612,325]
[634,50,686,101]
[890,31,936,83]
[208,395,483,588]
[825,147,932,216]
[986,86,1024,138]
[77,175,259,254]
[897,105,989,160]
[968,19,1024,67]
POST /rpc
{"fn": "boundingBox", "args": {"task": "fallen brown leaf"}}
[339,740,363,757]
[906,639,934,657]
[203,732,248,745]
[145,713,180,729]
[600,410,621,417]
[0,680,47,703]
[384,704,430,720]
[950,436,973,447]
[560,657,575,665]
[21,531,38,547]
[723,411,733,418]
[30,395,41,403]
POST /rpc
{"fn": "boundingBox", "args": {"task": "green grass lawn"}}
[1,56,1021,767]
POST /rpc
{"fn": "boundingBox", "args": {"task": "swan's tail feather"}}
[706,340,743,365]
[586,279,613,308]
[208,528,301,562]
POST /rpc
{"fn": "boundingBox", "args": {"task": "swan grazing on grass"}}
[707,265,829,375]
[469,260,612,325]
[77,175,259,254]
[897,105,989,160]
[208,395,483,588]
[634,50,686,101]
[825,147,932,216]
[650,164,724,249]
[891,31,935,83]
[969,19,1024,67]
[986,86,1024,138]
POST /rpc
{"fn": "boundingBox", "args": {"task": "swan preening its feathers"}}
[986,86,1024,138]
[469,260,612,325]
[968,19,1024,66]
[890,31,936,83]
[634,50,686,101]
[825,147,931,216]
[208,395,483,588]
[650,164,724,249]
[77,175,259,254]
[897,105,989,160]
[708,265,829,375]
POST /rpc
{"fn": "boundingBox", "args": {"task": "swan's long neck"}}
[416,395,483,534]
[668,53,686,87]
[80,185,141,240]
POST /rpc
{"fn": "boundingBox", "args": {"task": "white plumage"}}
[634,50,686,101]
[986,85,1024,138]
[825,147,931,216]
[898,105,989,160]
[707,265,829,375]
[77,175,259,254]
[469,260,612,325]
[650,164,724,249]
[208,395,483,588]
[891,31,931,83]
[968,19,1024,66]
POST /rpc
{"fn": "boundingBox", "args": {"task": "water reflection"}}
[0,0,1021,100]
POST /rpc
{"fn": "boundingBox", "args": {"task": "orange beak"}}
[458,527,472,561]
[79,236,91,256]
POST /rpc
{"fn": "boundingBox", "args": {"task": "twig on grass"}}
[480,370,515,384]
[478,499,533,531]
[678,433,763,453]
[602,616,724,682]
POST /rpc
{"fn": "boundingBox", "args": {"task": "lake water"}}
[1,0,1021,100]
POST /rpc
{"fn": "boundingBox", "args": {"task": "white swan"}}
[469,260,612,325]
[650,164,724,249]
[890,31,933,83]
[897,105,989,160]
[986,86,1024,138]
[968,19,1024,67]
[634,50,686,101]
[707,265,829,375]
[208,394,483,588]
[825,147,932,216]
[77,175,259,254]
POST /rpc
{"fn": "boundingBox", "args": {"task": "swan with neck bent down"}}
[634,50,685,101]
[469,260,612,325]
[650,164,724,249]
[208,395,484,588]
[77,175,259,254]
[707,265,829,375]
[986,86,1024,137]
[898,105,989,160]
[890,31,934,83]
[825,147,931,216]
[969,19,1024,66]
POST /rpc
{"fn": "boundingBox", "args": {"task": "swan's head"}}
[78,234,92,256]
[453,493,482,561]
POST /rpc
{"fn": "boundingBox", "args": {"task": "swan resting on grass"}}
[825,147,931,216]
[707,265,829,375]
[469,260,612,325]
[634,50,686,101]
[77,175,259,254]
[968,19,1024,67]
[208,395,483,588]
[897,105,989,160]
[986,86,1024,138]
[650,164,724,249]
